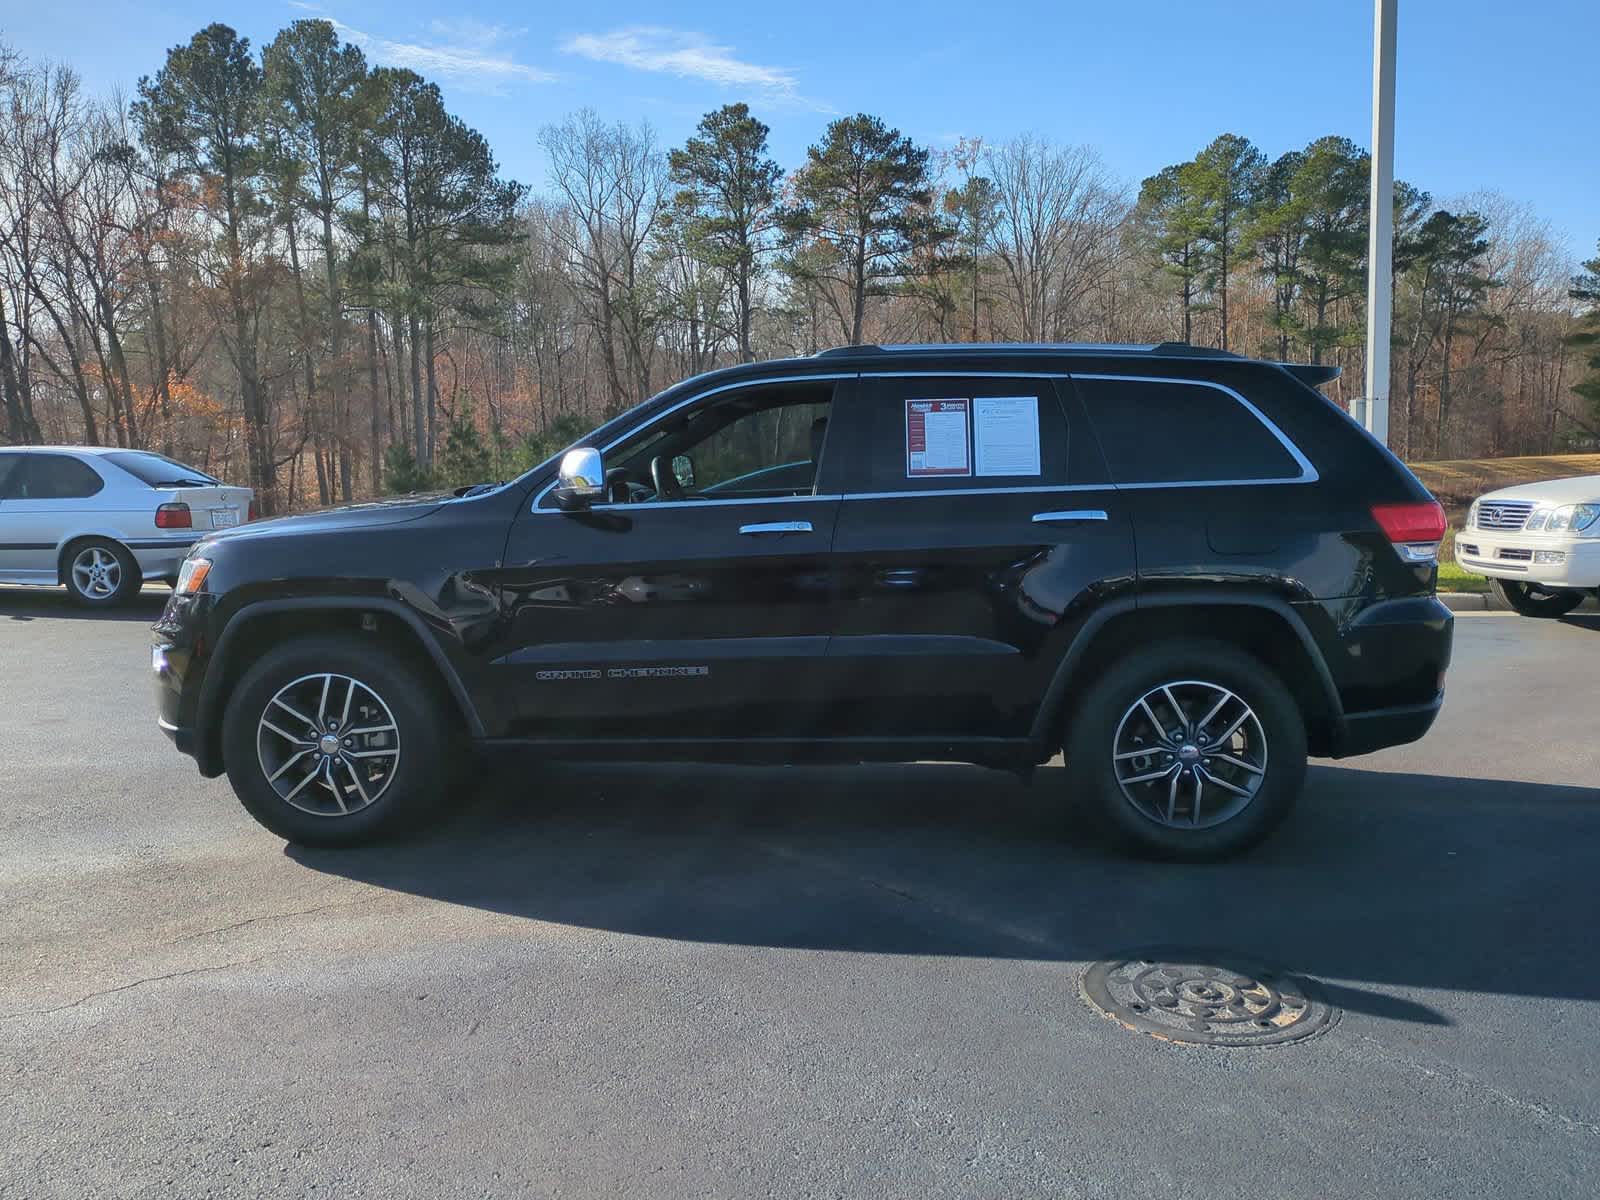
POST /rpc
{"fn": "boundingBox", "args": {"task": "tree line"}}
[0,21,1595,510]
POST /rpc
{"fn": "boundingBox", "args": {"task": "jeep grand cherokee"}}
[152,343,1453,860]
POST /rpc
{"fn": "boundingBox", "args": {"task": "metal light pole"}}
[1361,0,1398,445]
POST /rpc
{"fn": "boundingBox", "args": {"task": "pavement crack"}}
[6,956,267,1021]
[162,895,376,945]
[1355,1033,1600,1138]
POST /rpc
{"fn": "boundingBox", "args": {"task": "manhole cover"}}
[1081,950,1338,1047]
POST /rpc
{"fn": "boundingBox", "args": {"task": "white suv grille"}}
[1475,501,1535,530]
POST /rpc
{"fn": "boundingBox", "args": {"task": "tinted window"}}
[1076,377,1302,483]
[104,451,219,487]
[0,454,20,497]
[849,376,1072,493]
[690,399,830,495]
[10,453,105,500]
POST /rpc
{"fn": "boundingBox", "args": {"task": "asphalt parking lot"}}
[2,588,1598,1199]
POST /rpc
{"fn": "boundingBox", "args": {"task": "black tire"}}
[1063,639,1307,862]
[61,537,142,607]
[221,634,452,846]
[1490,578,1585,618]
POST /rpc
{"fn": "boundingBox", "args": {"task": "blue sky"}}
[6,0,1597,260]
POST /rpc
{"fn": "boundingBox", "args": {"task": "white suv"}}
[0,447,254,606]
[1456,474,1600,616]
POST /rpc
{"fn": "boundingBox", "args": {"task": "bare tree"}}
[985,136,1127,341]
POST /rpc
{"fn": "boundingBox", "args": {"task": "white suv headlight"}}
[1537,504,1600,534]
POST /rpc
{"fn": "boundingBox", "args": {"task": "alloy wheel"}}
[1112,679,1268,829]
[71,546,122,600]
[256,672,401,816]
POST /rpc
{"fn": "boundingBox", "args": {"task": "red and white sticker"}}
[906,399,971,477]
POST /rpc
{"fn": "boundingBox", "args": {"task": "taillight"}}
[1372,500,1446,563]
[155,502,192,530]
[247,499,258,521]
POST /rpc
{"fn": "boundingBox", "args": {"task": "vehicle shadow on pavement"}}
[1558,614,1600,633]
[0,586,168,623]
[289,760,1600,1026]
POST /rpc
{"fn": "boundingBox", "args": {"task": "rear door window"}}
[1074,376,1305,484]
[12,453,105,499]
[843,375,1080,493]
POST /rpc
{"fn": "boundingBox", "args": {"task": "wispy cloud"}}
[561,26,827,108]
[326,16,556,88]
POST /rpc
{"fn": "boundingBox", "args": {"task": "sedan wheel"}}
[64,540,140,605]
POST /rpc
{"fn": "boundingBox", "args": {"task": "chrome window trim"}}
[581,493,845,513]
[529,366,1317,514]
[1070,373,1318,487]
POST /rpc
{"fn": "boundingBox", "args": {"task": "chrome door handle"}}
[739,521,813,536]
[1032,509,1109,524]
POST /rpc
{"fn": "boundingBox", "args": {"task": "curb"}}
[1438,591,1498,612]
[1437,590,1599,613]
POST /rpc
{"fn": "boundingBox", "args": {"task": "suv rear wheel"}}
[1490,579,1585,618]
[1064,640,1306,861]
[221,634,450,846]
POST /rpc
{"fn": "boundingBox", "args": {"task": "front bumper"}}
[1455,530,1600,589]
[151,592,223,776]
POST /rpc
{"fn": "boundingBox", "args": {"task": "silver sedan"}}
[0,446,254,605]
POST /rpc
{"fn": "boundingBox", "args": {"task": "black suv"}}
[152,343,1453,859]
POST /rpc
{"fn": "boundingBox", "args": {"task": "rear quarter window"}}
[1074,376,1306,484]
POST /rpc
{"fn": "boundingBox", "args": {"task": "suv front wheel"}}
[1489,579,1585,618]
[1064,640,1306,861]
[221,634,451,846]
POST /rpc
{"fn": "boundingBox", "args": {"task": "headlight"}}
[174,556,212,596]
[1536,504,1600,534]
[1524,508,1548,531]
[1468,500,1480,529]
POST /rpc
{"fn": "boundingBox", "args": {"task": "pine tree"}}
[668,104,783,363]
[781,114,945,346]
[1566,244,1600,440]
[1133,164,1209,344]
[1189,134,1264,351]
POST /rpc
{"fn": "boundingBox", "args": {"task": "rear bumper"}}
[1300,594,1453,758]
[1333,693,1443,757]
[130,535,202,582]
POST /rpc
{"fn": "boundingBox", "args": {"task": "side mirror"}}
[554,447,605,510]
[671,454,696,490]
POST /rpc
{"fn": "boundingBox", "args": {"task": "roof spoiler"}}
[1280,362,1341,387]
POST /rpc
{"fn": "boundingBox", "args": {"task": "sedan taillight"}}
[247,499,258,522]
[155,502,192,529]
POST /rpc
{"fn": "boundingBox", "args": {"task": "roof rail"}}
[1150,342,1244,359]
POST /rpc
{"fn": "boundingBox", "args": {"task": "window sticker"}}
[905,399,971,477]
[974,396,1042,477]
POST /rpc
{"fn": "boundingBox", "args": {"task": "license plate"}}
[210,508,240,529]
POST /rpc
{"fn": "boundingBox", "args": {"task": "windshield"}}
[103,451,221,488]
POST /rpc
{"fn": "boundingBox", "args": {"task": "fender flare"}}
[194,596,487,769]
[1028,589,1345,744]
